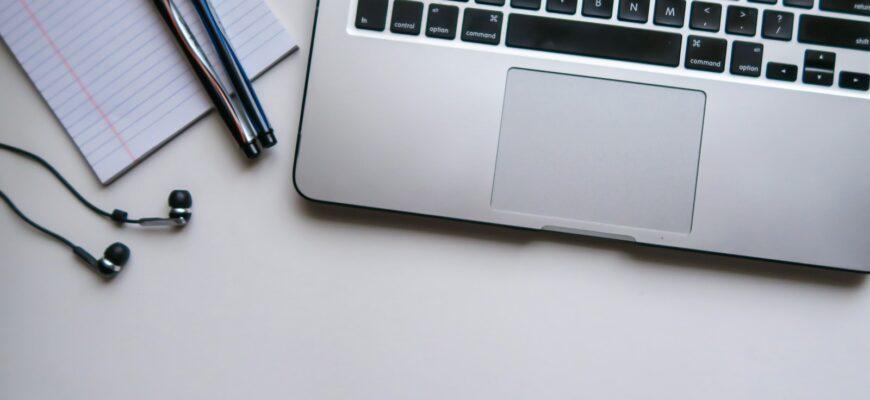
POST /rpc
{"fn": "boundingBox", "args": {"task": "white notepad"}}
[0,0,297,183]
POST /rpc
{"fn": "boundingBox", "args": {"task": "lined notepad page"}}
[0,0,297,183]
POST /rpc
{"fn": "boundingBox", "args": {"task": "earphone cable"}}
[0,189,75,250]
[0,142,141,224]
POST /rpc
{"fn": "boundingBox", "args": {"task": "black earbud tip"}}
[104,242,131,266]
[168,190,192,209]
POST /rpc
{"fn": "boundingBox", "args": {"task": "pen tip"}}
[258,130,277,148]
[241,142,261,159]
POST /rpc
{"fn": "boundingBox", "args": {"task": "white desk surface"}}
[1,1,868,399]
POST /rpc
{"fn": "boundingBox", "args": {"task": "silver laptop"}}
[294,0,869,272]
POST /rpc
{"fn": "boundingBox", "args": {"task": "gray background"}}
[1,1,868,399]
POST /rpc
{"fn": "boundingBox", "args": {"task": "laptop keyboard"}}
[352,0,870,92]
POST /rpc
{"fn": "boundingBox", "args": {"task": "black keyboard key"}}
[426,4,459,39]
[685,35,727,72]
[730,41,763,77]
[390,1,424,35]
[355,0,389,31]
[766,62,798,81]
[761,10,793,41]
[461,8,504,45]
[726,6,757,36]
[799,15,870,51]
[512,0,542,10]
[803,70,834,86]
[690,2,722,32]
[820,0,870,16]
[839,71,870,91]
[749,0,776,3]
[582,0,614,18]
[548,0,578,14]
[804,50,835,70]
[654,0,686,27]
[784,0,813,8]
[506,13,682,66]
[477,0,506,5]
[618,0,650,22]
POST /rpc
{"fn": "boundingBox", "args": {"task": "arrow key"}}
[839,71,869,91]
[803,70,834,86]
[804,50,835,70]
[766,62,798,81]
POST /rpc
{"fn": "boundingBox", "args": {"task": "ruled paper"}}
[0,0,297,183]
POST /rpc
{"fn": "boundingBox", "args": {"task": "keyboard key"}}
[784,0,813,8]
[725,6,757,36]
[582,0,615,18]
[839,72,870,91]
[461,8,504,45]
[798,15,870,51]
[690,2,722,32]
[748,0,776,3]
[685,35,727,72]
[654,0,686,27]
[426,4,459,39]
[761,10,793,41]
[477,0,506,5]
[355,0,389,31]
[730,41,763,77]
[804,50,835,70]
[506,13,683,66]
[766,62,798,81]
[803,70,834,86]
[390,1,424,35]
[512,0,542,10]
[820,0,870,16]
[548,0,578,14]
[618,0,650,22]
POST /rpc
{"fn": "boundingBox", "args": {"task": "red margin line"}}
[18,0,136,161]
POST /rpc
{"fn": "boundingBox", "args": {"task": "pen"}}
[192,0,276,148]
[152,0,261,159]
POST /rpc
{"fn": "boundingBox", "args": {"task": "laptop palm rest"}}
[492,69,707,234]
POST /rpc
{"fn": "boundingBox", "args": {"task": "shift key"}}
[685,35,727,73]
[461,8,503,45]
[798,15,870,51]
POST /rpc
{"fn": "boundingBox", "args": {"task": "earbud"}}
[1,143,193,281]
[168,190,193,222]
[135,189,193,227]
[73,242,130,279]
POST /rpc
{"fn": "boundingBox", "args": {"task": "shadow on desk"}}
[297,201,865,289]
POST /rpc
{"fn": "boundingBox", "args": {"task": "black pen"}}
[152,0,261,158]
[192,0,276,148]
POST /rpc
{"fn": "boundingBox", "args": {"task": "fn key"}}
[356,0,389,31]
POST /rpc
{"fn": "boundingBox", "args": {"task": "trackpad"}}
[492,69,706,233]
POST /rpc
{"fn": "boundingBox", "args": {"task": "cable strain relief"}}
[73,246,97,268]
[111,209,128,223]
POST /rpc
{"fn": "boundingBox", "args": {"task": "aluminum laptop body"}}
[295,0,870,272]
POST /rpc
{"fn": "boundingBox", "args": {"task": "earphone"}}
[0,142,192,279]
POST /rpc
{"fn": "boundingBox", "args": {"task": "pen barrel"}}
[192,0,275,148]
[152,0,260,159]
